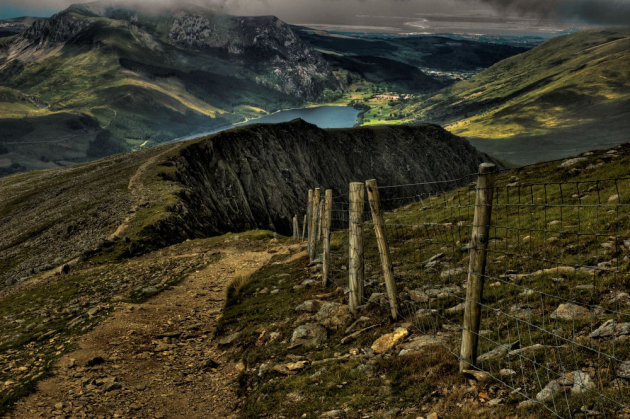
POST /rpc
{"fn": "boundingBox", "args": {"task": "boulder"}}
[290,323,327,348]
[590,319,630,338]
[295,300,322,313]
[367,292,387,307]
[398,335,444,356]
[571,371,595,395]
[536,380,561,402]
[408,289,429,303]
[446,302,465,314]
[140,286,159,297]
[371,327,408,354]
[315,302,352,330]
[559,157,587,168]
[477,342,518,363]
[550,303,591,321]
[618,360,630,379]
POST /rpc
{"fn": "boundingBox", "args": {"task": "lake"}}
[172,105,360,143]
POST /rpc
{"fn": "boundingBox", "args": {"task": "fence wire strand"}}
[302,165,630,417]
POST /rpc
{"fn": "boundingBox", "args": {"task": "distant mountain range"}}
[0,2,340,174]
[0,3,530,175]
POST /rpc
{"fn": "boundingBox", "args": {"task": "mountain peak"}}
[67,0,218,17]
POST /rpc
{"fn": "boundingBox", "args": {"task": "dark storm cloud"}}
[478,0,630,25]
[2,0,629,26]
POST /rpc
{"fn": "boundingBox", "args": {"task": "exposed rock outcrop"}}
[154,120,499,245]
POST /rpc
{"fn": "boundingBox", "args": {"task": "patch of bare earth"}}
[7,245,295,418]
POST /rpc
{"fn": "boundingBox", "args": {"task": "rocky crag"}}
[0,120,495,288]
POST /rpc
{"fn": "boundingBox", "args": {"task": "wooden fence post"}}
[365,179,399,320]
[310,188,321,261]
[307,189,313,255]
[323,189,333,286]
[292,215,299,239]
[348,182,365,313]
[460,163,496,372]
[302,214,307,241]
[317,198,324,242]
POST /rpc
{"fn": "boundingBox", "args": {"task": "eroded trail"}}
[8,245,292,418]
[108,145,178,240]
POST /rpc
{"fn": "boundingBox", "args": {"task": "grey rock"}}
[550,303,591,321]
[446,302,465,314]
[315,302,352,330]
[140,286,159,297]
[590,319,630,338]
[367,292,387,307]
[478,342,518,363]
[290,323,327,348]
[559,157,587,168]
[440,267,466,279]
[571,371,595,395]
[618,360,630,379]
[408,289,429,303]
[510,304,533,319]
[295,300,321,313]
[398,335,444,356]
[536,380,561,402]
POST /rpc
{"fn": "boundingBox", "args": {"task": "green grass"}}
[402,29,630,140]
[218,145,630,417]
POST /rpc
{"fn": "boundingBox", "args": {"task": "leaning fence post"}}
[310,188,321,261]
[460,163,496,372]
[348,182,365,313]
[365,179,399,320]
[292,215,299,239]
[302,214,307,241]
[307,189,314,254]
[323,190,333,286]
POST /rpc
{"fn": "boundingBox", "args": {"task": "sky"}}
[1,0,629,30]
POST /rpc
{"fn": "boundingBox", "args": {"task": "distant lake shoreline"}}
[170,105,361,144]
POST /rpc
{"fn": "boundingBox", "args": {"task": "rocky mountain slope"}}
[2,139,629,417]
[0,3,340,174]
[0,120,496,290]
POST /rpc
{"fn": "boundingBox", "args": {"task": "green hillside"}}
[0,4,340,173]
[405,29,630,163]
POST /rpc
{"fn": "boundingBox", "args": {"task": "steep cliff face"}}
[23,11,92,44]
[0,120,496,287]
[167,14,337,99]
[0,3,343,173]
[5,4,338,101]
[156,120,496,240]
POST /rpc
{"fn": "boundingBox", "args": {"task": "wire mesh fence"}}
[299,163,630,417]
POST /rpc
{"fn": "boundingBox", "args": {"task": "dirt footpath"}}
[8,245,295,418]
